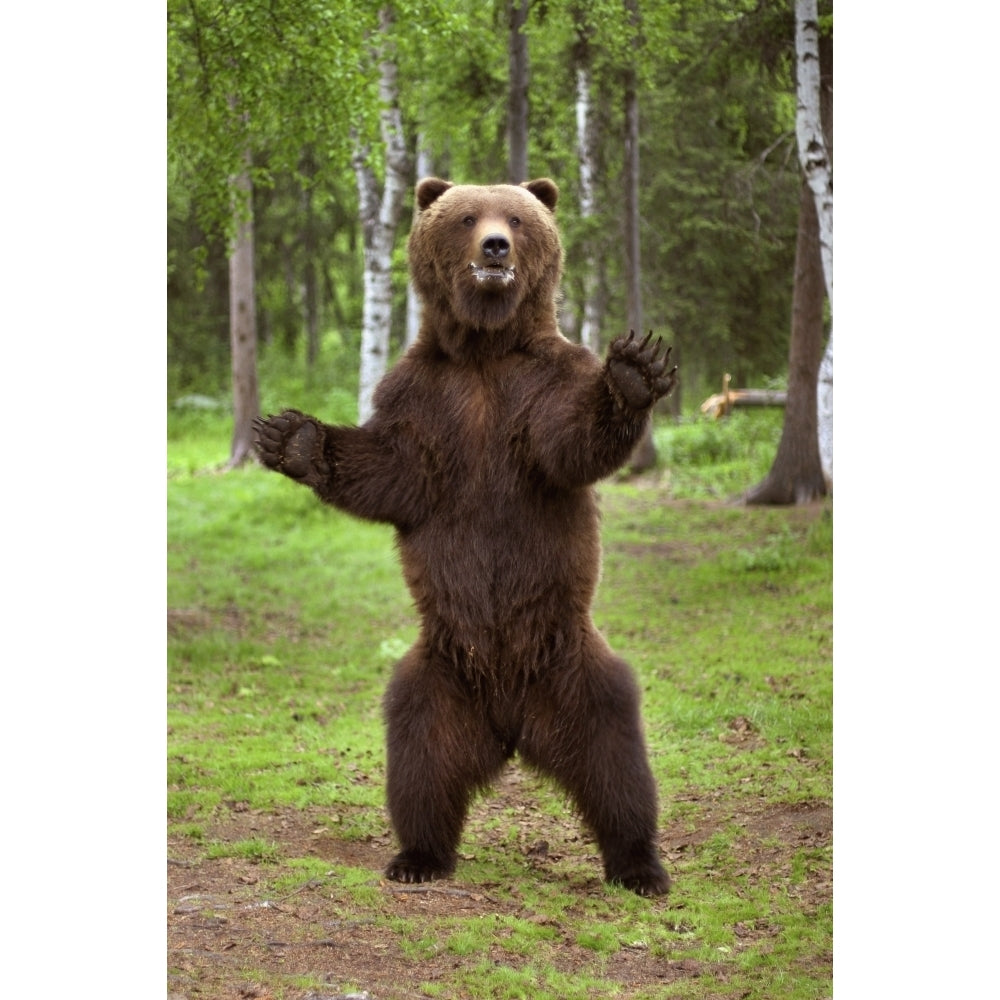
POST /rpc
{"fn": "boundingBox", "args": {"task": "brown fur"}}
[254,178,677,895]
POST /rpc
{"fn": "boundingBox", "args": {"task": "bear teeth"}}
[468,262,516,284]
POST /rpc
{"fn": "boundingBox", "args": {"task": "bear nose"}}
[481,234,510,260]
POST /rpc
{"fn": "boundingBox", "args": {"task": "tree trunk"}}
[743,178,827,504]
[795,0,832,302]
[796,0,833,489]
[622,0,656,474]
[301,155,320,372]
[817,332,833,487]
[622,59,641,342]
[226,160,260,469]
[507,0,530,184]
[573,16,600,354]
[353,6,409,425]
[354,158,388,423]
[405,141,433,350]
[817,25,833,489]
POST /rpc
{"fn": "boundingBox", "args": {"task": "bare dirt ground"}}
[167,766,831,1000]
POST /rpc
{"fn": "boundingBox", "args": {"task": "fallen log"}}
[700,373,787,419]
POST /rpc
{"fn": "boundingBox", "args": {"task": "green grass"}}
[204,837,282,863]
[168,405,831,999]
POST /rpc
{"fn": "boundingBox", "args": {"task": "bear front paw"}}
[606,330,678,412]
[253,410,330,486]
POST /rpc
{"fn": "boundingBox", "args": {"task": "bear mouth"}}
[468,262,516,286]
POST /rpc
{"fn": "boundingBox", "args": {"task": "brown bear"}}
[254,177,677,895]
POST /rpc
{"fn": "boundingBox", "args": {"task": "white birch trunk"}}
[354,6,409,425]
[795,0,833,487]
[817,329,833,488]
[575,65,600,353]
[405,142,433,349]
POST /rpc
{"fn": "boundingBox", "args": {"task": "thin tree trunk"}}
[796,0,833,488]
[507,0,530,184]
[817,332,832,488]
[573,15,600,354]
[301,154,320,371]
[353,154,385,423]
[795,0,832,302]
[743,178,826,504]
[405,142,433,350]
[279,240,298,351]
[622,57,641,340]
[304,249,319,370]
[353,5,409,425]
[622,0,656,474]
[227,158,259,469]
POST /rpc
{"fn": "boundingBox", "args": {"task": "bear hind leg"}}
[521,652,670,896]
[383,658,507,884]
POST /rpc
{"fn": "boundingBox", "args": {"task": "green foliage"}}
[168,0,815,415]
[639,2,800,392]
[167,0,378,238]
[652,408,785,499]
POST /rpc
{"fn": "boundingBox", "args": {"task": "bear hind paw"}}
[385,850,456,884]
[605,854,671,897]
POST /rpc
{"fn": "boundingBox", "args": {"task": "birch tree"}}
[353,6,410,424]
[405,142,434,349]
[795,0,833,487]
[744,2,830,505]
[573,9,601,354]
[622,0,657,473]
[817,334,832,486]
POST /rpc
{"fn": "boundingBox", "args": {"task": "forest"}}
[168,0,832,496]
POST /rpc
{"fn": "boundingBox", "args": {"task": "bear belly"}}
[397,494,600,665]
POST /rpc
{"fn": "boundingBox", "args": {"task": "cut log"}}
[700,374,787,419]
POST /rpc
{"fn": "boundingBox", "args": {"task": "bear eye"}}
[510,216,521,228]
[462,215,476,227]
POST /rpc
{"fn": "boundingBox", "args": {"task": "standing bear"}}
[255,178,677,895]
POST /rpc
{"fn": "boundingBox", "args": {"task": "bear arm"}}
[317,423,437,530]
[527,367,648,489]
[529,332,678,487]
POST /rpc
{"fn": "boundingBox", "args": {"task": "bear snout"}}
[481,233,511,261]
[468,224,517,288]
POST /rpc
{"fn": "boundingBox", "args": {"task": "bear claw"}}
[253,410,330,485]
[606,330,678,412]
[385,850,456,885]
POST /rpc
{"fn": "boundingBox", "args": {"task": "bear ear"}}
[521,178,559,213]
[416,177,453,211]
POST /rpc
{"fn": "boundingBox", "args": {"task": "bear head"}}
[408,178,563,358]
